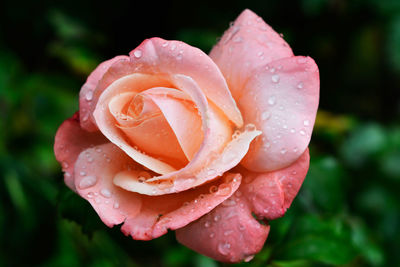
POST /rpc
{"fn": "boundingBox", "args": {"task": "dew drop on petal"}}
[133,50,142,58]
[78,175,97,189]
[218,242,231,256]
[303,120,310,126]
[268,96,276,106]
[85,90,93,101]
[261,111,270,121]
[271,74,280,83]
[100,188,112,198]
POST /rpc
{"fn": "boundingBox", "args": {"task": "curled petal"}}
[176,193,270,263]
[79,55,129,131]
[54,112,107,190]
[94,73,178,174]
[210,9,293,99]
[240,56,319,171]
[129,37,243,127]
[142,87,203,161]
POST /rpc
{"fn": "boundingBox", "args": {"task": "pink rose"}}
[54,9,319,262]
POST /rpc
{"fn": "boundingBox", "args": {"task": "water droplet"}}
[293,147,298,153]
[292,170,297,175]
[216,183,231,196]
[290,128,296,134]
[245,123,256,131]
[222,199,236,207]
[176,53,183,60]
[87,157,94,163]
[85,90,93,101]
[100,188,112,198]
[224,230,233,236]
[214,214,221,222]
[62,162,69,169]
[80,171,86,176]
[218,242,231,256]
[303,120,310,126]
[271,74,280,83]
[235,190,242,197]
[204,221,211,228]
[232,130,241,139]
[79,175,97,189]
[95,197,101,204]
[239,224,245,231]
[257,51,264,57]
[261,111,270,121]
[87,192,94,198]
[170,44,176,51]
[162,42,168,47]
[209,232,215,238]
[270,67,276,73]
[113,202,120,209]
[233,36,243,43]
[297,82,304,89]
[133,50,142,58]
[209,185,218,194]
[95,147,102,153]
[268,96,276,106]
[280,148,287,154]
[299,129,306,135]
[244,255,255,262]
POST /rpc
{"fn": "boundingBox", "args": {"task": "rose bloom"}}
[54,9,319,262]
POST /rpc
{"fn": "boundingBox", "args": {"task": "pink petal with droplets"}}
[210,9,293,99]
[79,55,129,131]
[176,193,269,263]
[241,149,310,220]
[238,56,318,171]
[54,112,108,191]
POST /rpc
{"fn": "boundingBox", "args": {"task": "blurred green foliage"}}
[1,0,400,266]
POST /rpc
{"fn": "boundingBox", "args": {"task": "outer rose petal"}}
[210,9,293,99]
[239,57,319,171]
[73,142,242,239]
[241,149,310,220]
[79,55,129,131]
[129,38,243,127]
[176,149,309,263]
[54,112,107,190]
[176,194,270,263]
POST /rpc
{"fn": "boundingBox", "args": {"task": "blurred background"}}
[1,0,400,266]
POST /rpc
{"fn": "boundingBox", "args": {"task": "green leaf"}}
[274,215,356,265]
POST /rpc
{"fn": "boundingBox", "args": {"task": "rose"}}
[54,9,319,262]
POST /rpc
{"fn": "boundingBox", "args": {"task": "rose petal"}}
[176,193,270,263]
[94,73,178,174]
[73,142,242,239]
[54,112,108,190]
[121,173,242,240]
[210,9,293,99]
[143,87,203,161]
[240,149,310,220]
[239,56,319,171]
[79,55,129,131]
[128,37,243,127]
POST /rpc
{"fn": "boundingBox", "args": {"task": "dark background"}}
[1,0,400,266]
